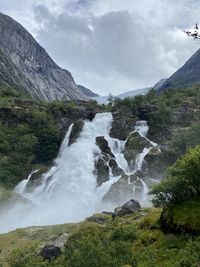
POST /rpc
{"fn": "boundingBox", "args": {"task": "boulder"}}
[85,214,107,224]
[68,119,84,145]
[40,245,61,261]
[54,233,69,248]
[96,136,114,158]
[114,199,141,217]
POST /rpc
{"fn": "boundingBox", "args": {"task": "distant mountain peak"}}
[0,12,88,101]
[156,49,200,91]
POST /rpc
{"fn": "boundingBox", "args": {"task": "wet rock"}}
[68,119,84,145]
[144,148,175,180]
[114,199,141,217]
[40,245,61,261]
[123,131,150,166]
[95,158,110,186]
[26,167,49,191]
[102,175,134,206]
[86,111,96,121]
[129,170,146,183]
[96,136,114,158]
[109,159,124,177]
[110,110,137,140]
[95,136,124,186]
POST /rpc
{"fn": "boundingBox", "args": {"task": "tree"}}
[184,23,200,40]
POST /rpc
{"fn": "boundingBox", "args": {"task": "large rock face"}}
[156,48,200,91]
[77,85,99,98]
[0,13,88,101]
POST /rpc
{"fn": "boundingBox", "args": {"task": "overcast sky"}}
[0,0,199,95]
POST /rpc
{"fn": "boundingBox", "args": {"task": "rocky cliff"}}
[0,12,88,101]
[156,48,200,91]
[77,85,99,98]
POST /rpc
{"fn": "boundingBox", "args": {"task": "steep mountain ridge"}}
[0,12,87,101]
[77,85,99,98]
[156,48,200,91]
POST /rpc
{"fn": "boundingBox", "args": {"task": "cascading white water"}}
[0,113,115,233]
[0,113,159,234]
[107,120,159,206]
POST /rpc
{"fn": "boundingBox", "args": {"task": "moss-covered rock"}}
[68,119,84,146]
[160,197,200,234]
[26,166,49,191]
[110,110,136,140]
[123,132,150,167]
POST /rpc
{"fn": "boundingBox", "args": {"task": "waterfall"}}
[0,113,159,233]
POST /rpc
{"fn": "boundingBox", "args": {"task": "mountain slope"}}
[0,12,87,101]
[77,85,99,98]
[156,49,200,91]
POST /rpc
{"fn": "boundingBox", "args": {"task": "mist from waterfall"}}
[0,113,158,234]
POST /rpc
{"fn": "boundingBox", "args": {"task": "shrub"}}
[150,146,200,207]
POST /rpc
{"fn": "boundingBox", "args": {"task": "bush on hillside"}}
[150,146,200,207]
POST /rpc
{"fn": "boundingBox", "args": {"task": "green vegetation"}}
[1,208,200,267]
[0,84,101,188]
[111,85,200,175]
[112,85,200,142]
[0,108,60,188]
[150,146,200,207]
[160,197,200,234]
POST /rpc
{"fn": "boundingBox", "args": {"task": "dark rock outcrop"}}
[96,136,114,158]
[95,158,110,186]
[68,120,84,146]
[109,159,124,177]
[136,104,158,120]
[40,245,61,261]
[110,110,136,140]
[114,199,141,217]
[0,12,88,101]
[86,111,96,121]
[26,167,49,191]
[95,136,124,186]
[123,132,150,168]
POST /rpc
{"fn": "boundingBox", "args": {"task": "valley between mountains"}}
[0,11,200,267]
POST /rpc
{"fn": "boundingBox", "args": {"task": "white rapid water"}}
[0,113,115,233]
[0,113,159,234]
[107,120,159,206]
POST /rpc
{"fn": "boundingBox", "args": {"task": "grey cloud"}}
[1,0,199,94]
[34,5,198,94]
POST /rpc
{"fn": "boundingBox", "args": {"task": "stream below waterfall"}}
[0,112,159,233]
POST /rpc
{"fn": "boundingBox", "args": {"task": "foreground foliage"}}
[150,146,200,207]
[0,206,199,267]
